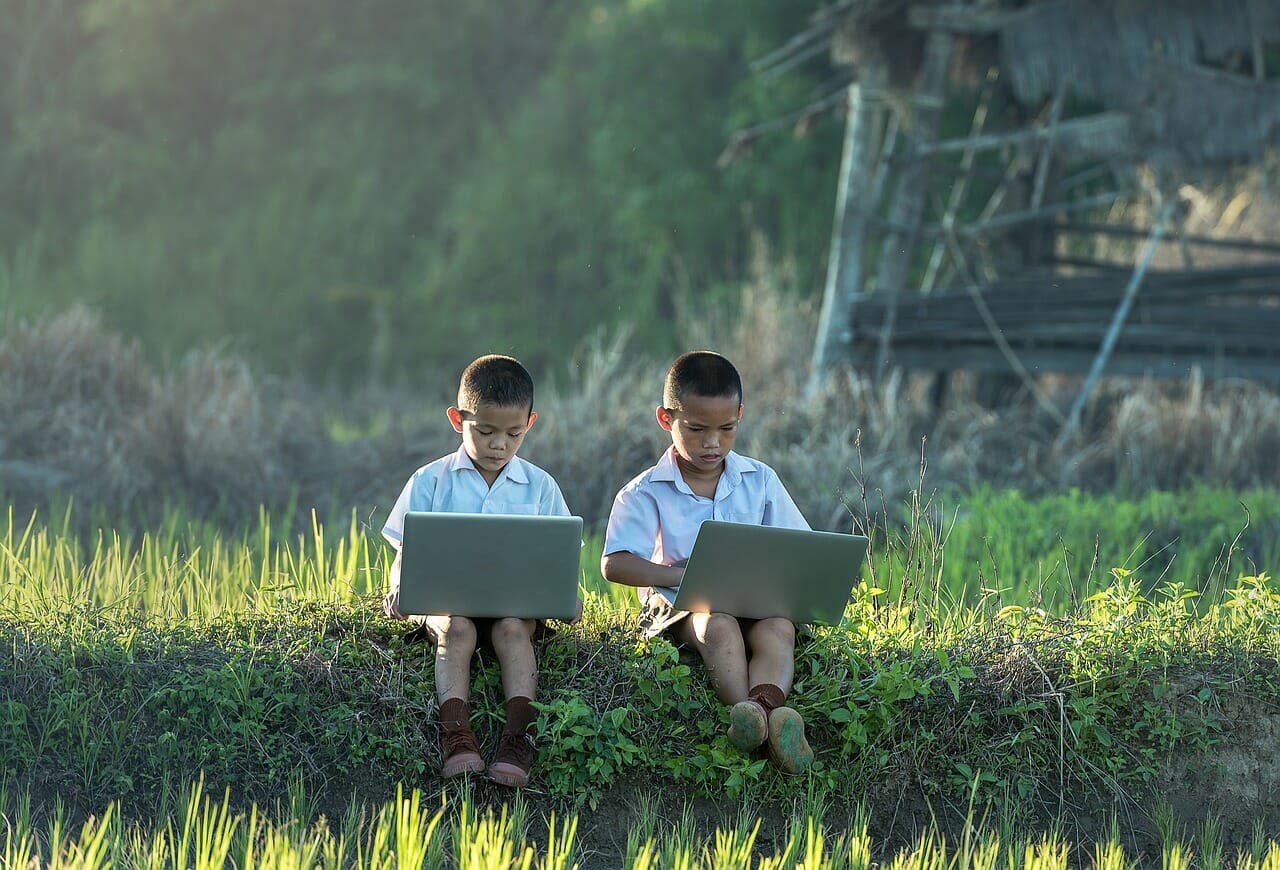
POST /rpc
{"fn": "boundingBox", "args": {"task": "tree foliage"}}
[0,0,839,383]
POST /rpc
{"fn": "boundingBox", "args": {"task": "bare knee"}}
[697,612,743,649]
[433,616,477,653]
[490,617,535,650]
[750,617,796,651]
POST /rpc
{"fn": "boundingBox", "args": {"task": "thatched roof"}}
[999,0,1280,165]
[1000,0,1280,96]
[777,0,1280,168]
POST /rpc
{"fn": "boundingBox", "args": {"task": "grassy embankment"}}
[1,489,1279,866]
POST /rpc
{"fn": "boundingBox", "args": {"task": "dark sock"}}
[748,683,787,716]
[503,695,537,736]
[440,697,470,732]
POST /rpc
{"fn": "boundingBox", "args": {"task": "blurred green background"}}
[0,0,842,384]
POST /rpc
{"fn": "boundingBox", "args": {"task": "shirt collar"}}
[451,445,530,485]
[652,446,753,493]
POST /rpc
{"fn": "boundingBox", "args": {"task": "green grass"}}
[0,505,383,617]
[5,485,1275,619]
[4,780,1280,869]
[2,494,1280,864]
[860,485,1278,611]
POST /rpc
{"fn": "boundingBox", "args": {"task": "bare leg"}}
[490,617,538,700]
[745,618,811,773]
[673,612,749,705]
[745,618,796,695]
[426,615,476,702]
[488,618,540,787]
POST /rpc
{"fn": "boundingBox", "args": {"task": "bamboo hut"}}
[761,0,1280,436]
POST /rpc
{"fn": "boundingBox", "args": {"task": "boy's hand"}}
[383,591,406,620]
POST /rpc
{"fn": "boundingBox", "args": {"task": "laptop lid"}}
[399,512,583,620]
[672,521,868,624]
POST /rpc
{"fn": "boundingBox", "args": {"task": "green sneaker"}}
[767,706,813,774]
[727,700,768,750]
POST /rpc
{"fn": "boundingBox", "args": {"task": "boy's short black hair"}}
[663,351,742,410]
[457,355,535,414]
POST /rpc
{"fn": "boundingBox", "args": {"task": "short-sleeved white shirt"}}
[382,445,570,547]
[603,447,809,603]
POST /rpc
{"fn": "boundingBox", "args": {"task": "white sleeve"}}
[539,477,572,517]
[603,484,660,559]
[381,470,432,546]
[762,469,810,531]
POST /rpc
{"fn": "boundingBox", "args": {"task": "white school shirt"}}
[603,447,809,604]
[381,445,570,548]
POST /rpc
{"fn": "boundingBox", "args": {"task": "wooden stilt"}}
[808,66,888,397]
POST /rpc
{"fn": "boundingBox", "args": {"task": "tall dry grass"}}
[0,307,330,521]
[5,282,1280,534]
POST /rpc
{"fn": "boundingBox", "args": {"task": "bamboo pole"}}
[1058,197,1177,444]
[920,67,998,296]
[1250,0,1267,82]
[1029,87,1065,213]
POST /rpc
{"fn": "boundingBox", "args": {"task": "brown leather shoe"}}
[487,730,536,787]
[766,706,814,775]
[440,726,485,778]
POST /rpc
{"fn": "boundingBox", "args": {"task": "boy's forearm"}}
[600,551,683,588]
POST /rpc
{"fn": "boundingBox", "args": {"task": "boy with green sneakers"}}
[600,351,814,773]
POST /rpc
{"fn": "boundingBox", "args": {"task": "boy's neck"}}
[469,449,503,488]
[675,451,724,497]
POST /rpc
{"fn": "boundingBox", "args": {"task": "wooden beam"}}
[1057,222,1280,255]
[854,346,1280,383]
[913,112,1132,159]
[945,192,1125,238]
[751,16,836,75]
[907,5,1019,33]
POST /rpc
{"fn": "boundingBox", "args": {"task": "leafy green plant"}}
[533,693,642,807]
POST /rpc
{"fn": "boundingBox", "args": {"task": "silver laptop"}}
[672,521,869,624]
[399,512,583,619]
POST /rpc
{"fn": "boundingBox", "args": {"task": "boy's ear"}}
[525,411,538,431]
[655,405,674,431]
[446,406,465,433]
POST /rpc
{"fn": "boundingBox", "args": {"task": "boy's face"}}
[447,401,536,482]
[656,392,742,473]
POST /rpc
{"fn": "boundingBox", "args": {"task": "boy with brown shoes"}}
[382,355,577,787]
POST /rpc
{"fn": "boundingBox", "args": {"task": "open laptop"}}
[398,512,583,620]
[672,521,869,624]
